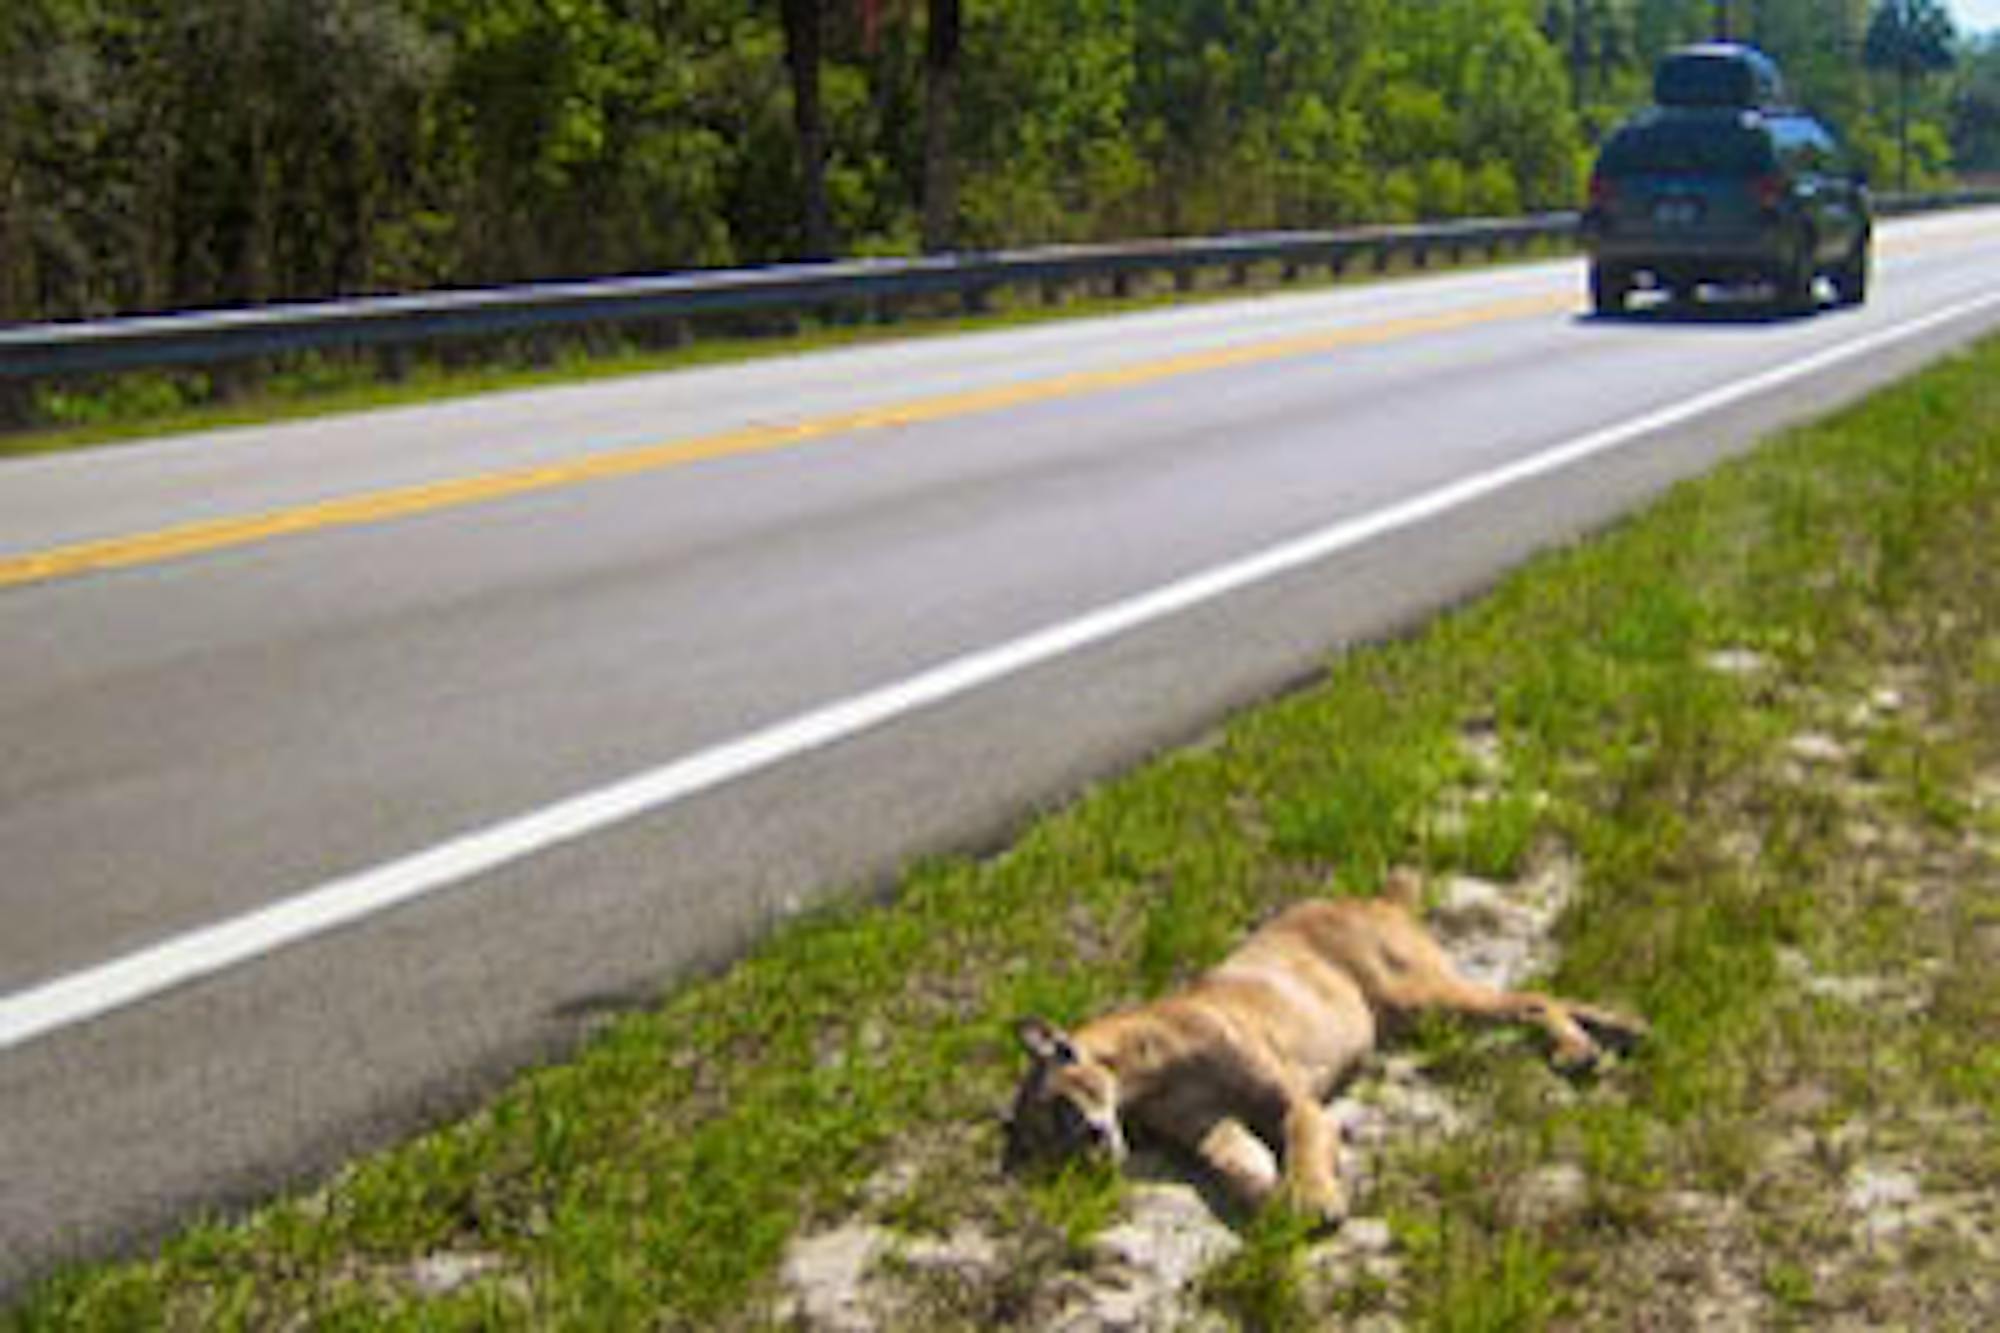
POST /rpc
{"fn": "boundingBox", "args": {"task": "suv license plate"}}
[1654,199,1701,226]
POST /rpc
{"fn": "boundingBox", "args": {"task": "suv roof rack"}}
[1653,42,1788,111]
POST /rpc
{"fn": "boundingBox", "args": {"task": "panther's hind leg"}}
[1415,976,1647,1071]
[1361,885,1648,1070]
[1561,999,1650,1056]
[1276,1091,1349,1226]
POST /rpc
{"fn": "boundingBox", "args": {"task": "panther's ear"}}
[1016,1016,1079,1066]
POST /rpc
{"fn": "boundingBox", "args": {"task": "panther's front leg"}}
[1277,1091,1348,1226]
[1189,1115,1278,1208]
[1163,1058,1348,1225]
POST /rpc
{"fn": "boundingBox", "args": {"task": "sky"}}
[1949,0,2000,37]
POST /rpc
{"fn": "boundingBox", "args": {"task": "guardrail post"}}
[211,359,256,405]
[660,316,696,347]
[0,379,34,432]
[375,344,413,384]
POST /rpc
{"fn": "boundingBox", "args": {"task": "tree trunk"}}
[921,0,962,254]
[245,105,277,304]
[1568,2,1587,111]
[0,128,25,323]
[1898,59,1911,193]
[781,0,833,260]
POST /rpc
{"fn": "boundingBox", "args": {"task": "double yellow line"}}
[0,291,1570,591]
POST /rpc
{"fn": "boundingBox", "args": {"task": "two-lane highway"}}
[5,209,1999,1294]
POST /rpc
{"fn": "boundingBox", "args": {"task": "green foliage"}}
[1028,1158,1128,1256]
[957,0,1148,244]
[0,0,1978,331]
[1864,0,1961,187]
[35,373,211,429]
[1865,0,1958,76]
[1949,34,2000,168]
[1198,1206,1319,1331]
[1418,1223,1562,1332]
[1,0,1585,327]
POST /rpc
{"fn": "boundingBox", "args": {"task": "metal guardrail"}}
[1874,187,2000,216]
[1,192,1994,388]
[0,214,1576,384]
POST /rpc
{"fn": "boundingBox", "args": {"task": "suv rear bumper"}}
[1583,222,1791,285]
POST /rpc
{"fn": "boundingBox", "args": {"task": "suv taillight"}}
[1589,174,1617,212]
[1750,174,1785,212]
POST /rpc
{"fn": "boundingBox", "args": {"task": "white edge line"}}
[5,289,1998,1053]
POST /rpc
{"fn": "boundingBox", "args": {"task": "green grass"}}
[1198,1208,1321,1332]
[7,325,2000,1328]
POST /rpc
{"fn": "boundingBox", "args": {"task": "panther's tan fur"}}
[1005,871,1646,1223]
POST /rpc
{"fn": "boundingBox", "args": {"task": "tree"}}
[0,0,58,322]
[921,0,961,252]
[1740,1,1873,131]
[780,0,834,257]
[851,0,965,252]
[1950,36,2000,169]
[1630,0,1709,56]
[1865,0,1957,190]
[1460,9,1584,209]
[1584,2,1637,110]
[15,0,1846,325]
[1542,0,1637,132]
[954,0,1146,245]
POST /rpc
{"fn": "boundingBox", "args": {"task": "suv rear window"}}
[1598,119,1776,177]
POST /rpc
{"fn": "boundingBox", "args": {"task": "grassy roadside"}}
[0,244,1568,463]
[9,328,1999,1328]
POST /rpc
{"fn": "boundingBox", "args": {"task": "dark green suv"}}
[1582,45,1872,316]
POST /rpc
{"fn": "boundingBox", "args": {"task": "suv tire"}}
[1590,262,1632,317]
[1832,239,1870,307]
[1774,238,1817,316]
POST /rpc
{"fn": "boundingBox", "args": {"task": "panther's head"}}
[1003,1016,1128,1171]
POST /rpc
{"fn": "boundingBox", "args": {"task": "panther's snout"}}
[1087,1112,1129,1164]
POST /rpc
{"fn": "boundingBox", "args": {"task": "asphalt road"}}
[4,210,2000,1296]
